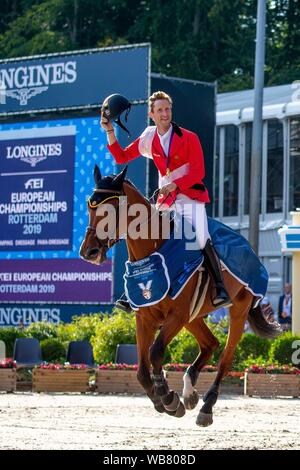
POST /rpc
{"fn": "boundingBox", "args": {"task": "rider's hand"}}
[159,182,177,195]
[100,111,114,132]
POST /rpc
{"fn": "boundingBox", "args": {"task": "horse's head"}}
[79,164,127,264]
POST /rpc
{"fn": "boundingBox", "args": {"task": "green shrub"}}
[40,338,66,363]
[24,321,59,341]
[0,327,26,357]
[269,332,300,365]
[92,311,136,363]
[234,333,272,364]
[70,313,103,341]
[167,330,199,363]
[56,323,77,343]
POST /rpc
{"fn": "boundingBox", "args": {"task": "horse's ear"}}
[112,166,127,188]
[94,164,102,187]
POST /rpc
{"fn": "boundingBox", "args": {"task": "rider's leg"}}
[174,195,232,309]
[202,239,232,308]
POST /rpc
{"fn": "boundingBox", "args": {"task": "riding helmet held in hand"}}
[101,93,132,135]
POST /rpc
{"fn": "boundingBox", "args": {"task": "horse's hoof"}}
[174,401,186,418]
[162,391,180,412]
[183,390,199,410]
[154,403,165,414]
[163,400,186,418]
[196,411,213,427]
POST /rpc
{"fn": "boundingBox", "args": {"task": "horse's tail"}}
[247,302,282,339]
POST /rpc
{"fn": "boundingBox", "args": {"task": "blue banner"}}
[0,127,75,251]
[0,45,149,114]
[0,116,116,304]
[0,303,114,327]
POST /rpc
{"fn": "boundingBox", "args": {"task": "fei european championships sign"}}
[0,44,149,114]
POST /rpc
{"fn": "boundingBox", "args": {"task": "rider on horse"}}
[100,91,232,312]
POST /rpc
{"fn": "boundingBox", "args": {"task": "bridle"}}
[86,188,125,251]
[86,186,177,251]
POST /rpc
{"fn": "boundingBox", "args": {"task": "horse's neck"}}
[123,181,165,261]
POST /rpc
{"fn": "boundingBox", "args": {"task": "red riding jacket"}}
[107,123,210,203]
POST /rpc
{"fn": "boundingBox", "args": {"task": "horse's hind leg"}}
[183,316,220,410]
[150,310,189,418]
[196,290,253,427]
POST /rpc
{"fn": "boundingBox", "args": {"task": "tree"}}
[0,0,298,91]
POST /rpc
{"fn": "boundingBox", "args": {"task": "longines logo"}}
[0,60,77,106]
[6,143,62,167]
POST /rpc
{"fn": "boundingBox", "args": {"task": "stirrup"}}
[212,285,232,309]
[115,299,133,313]
[212,297,233,309]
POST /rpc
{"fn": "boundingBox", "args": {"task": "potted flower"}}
[32,363,91,393]
[0,359,17,392]
[244,364,300,397]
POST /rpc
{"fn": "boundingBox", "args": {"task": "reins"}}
[87,184,177,249]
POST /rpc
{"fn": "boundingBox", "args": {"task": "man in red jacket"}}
[101,91,232,311]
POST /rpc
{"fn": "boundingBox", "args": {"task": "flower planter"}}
[32,369,90,393]
[96,370,143,394]
[96,369,221,395]
[167,371,217,394]
[244,372,300,398]
[0,369,17,392]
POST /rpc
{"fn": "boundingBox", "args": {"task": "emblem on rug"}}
[138,281,153,299]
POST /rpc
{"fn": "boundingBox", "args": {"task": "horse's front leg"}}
[150,309,188,418]
[135,312,165,414]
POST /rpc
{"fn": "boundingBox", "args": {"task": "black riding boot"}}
[115,293,133,313]
[202,239,232,309]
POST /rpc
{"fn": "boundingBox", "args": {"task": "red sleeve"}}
[107,138,141,164]
[174,132,205,190]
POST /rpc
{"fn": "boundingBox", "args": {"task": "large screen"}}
[0,116,115,305]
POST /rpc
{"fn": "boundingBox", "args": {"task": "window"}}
[244,123,252,215]
[223,125,239,216]
[289,118,300,211]
[214,127,220,217]
[267,119,283,213]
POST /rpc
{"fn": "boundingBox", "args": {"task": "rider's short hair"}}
[148,91,172,112]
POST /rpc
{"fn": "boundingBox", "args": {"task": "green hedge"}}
[269,332,300,365]
[24,321,59,341]
[91,311,136,363]
[1,312,300,369]
[40,338,67,363]
[167,330,199,363]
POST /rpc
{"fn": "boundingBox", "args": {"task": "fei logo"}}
[25,178,44,190]
[0,60,77,106]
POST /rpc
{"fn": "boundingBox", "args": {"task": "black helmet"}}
[101,93,131,135]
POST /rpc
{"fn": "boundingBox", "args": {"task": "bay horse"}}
[80,165,281,427]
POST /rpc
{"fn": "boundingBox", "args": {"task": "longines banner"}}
[0,44,149,114]
[0,126,75,251]
[0,116,115,304]
[0,303,113,327]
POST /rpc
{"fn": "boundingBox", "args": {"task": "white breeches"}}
[173,194,210,249]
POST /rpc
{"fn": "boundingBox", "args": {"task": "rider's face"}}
[149,99,172,130]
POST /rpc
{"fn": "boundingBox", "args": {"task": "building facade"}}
[215,83,300,309]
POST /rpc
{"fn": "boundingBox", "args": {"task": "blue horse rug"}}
[124,217,268,310]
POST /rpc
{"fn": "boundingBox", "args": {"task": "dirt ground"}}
[0,393,299,450]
